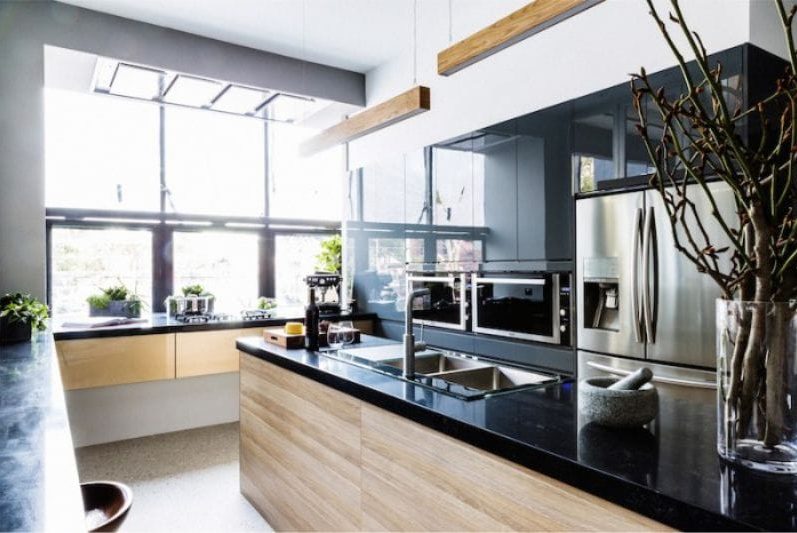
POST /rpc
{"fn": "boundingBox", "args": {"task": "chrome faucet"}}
[404,287,430,378]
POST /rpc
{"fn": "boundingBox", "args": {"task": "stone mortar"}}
[578,377,659,429]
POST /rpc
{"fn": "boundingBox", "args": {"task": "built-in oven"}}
[472,272,571,346]
[407,273,468,331]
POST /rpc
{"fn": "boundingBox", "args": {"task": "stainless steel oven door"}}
[407,274,468,331]
[471,275,561,344]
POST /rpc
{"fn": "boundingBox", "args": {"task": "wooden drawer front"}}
[360,405,670,532]
[240,354,362,531]
[56,334,175,390]
[176,328,251,378]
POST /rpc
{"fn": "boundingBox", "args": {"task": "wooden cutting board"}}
[263,327,363,349]
[263,327,305,349]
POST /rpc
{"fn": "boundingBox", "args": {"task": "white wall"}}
[66,373,239,447]
[349,0,757,169]
[749,0,797,58]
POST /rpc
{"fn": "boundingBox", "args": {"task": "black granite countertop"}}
[237,335,797,532]
[53,311,377,340]
[0,334,84,532]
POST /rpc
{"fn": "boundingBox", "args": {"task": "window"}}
[45,89,160,211]
[268,122,343,221]
[274,234,326,307]
[164,106,265,216]
[50,228,152,315]
[173,231,260,312]
[45,86,342,315]
[436,239,482,264]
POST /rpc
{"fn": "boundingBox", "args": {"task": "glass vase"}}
[717,299,797,473]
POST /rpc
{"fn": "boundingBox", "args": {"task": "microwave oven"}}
[407,273,468,331]
[471,272,571,346]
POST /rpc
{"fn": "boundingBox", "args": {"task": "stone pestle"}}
[607,367,653,391]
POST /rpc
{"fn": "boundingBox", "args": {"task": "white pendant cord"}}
[412,0,418,85]
[449,0,453,43]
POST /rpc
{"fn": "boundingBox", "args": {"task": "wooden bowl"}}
[81,481,133,532]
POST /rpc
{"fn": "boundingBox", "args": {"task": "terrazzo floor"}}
[75,423,271,532]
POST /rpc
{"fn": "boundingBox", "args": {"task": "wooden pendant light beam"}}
[438,0,604,76]
[300,86,430,156]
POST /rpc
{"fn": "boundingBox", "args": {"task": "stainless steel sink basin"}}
[332,343,562,400]
[432,365,555,390]
[381,353,489,374]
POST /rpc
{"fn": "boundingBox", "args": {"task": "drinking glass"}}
[327,324,343,350]
[339,320,356,346]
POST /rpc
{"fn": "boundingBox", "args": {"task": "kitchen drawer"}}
[176,328,254,378]
[56,334,176,390]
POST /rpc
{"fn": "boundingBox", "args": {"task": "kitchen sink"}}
[334,344,562,400]
[430,365,555,390]
[381,353,489,374]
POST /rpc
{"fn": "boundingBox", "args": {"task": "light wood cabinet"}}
[176,328,252,378]
[239,353,669,532]
[56,334,175,390]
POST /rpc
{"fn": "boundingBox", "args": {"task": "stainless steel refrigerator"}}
[575,181,736,392]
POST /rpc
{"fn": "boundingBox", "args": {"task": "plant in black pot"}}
[0,293,49,344]
[87,284,143,319]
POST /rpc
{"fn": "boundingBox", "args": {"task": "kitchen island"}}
[237,335,797,531]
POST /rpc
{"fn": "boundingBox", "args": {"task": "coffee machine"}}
[304,273,342,315]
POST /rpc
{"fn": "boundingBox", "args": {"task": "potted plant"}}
[633,0,797,472]
[315,235,342,274]
[87,284,143,318]
[165,284,215,316]
[181,284,214,313]
[257,297,277,311]
[0,293,49,344]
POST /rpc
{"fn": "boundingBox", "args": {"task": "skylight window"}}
[162,75,223,108]
[258,93,318,123]
[108,63,165,100]
[212,85,270,114]
[92,58,333,123]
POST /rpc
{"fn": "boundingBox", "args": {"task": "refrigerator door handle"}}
[642,206,657,343]
[632,207,643,343]
[585,361,716,389]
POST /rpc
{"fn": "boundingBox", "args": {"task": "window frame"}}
[45,100,340,313]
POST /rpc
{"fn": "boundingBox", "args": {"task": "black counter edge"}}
[53,313,378,341]
[236,341,754,532]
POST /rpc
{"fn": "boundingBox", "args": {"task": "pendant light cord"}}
[302,0,306,95]
[412,0,418,85]
[449,0,453,43]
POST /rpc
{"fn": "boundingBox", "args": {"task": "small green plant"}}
[87,282,142,311]
[181,284,211,297]
[0,293,49,331]
[86,294,111,309]
[257,297,277,311]
[124,294,143,316]
[315,235,342,274]
[102,284,129,301]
